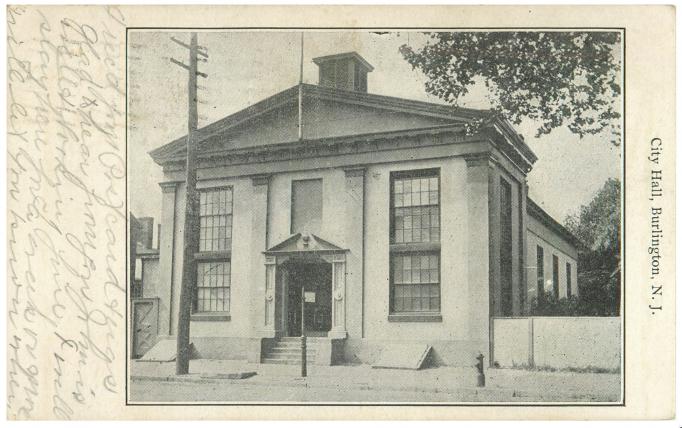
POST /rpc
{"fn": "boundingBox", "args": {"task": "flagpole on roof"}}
[298,32,304,141]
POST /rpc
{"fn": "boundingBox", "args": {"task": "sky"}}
[128,30,622,238]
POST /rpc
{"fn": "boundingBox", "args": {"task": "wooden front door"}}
[286,262,332,337]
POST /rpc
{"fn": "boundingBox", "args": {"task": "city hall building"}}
[140,51,578,366]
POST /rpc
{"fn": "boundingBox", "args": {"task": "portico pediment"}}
[261,233,349,339]
[264,233,346,255]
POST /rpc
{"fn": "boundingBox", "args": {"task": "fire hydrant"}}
[476,353,485,387]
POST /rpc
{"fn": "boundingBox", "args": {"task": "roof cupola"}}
[312,51,374,93]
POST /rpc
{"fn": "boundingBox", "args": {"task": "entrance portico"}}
[261,233,348,340]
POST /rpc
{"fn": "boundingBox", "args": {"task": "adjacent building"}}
[139,51,578,366]
[130,214,161,358]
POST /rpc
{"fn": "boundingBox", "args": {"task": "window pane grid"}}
[196,261,230,312]
[392,174,439,244]
[391,253,440,313]
[393,206,440,244]
[199,188,233,252]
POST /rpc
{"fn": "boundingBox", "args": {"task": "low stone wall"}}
[492,317,621,370]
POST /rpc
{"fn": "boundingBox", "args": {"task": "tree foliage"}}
[564,178,621,316]
[400,32,622,145]
[565,178,621,255]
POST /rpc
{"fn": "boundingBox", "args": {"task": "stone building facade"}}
[143,52,578,366]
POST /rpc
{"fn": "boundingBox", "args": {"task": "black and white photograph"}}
[126,29,623,404]
[8,3,679,420]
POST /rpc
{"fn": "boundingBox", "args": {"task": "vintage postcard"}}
[6,4,675,420]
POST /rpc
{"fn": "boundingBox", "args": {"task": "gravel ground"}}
[129,359,621,403]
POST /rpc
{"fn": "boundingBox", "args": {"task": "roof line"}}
[312,51,375,72]
[304,83,486,118]
[526,197,580,247]
[148,85,300,158]
[149,83,537,171]
[149,83,490,161]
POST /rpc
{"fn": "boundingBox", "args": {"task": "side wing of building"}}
[525,198,580,307]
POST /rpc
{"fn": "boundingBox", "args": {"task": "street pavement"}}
[129,359,621,403]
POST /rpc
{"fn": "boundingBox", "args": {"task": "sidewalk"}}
[130,359,621,402]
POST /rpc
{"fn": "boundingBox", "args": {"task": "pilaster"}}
[464,153,497,362]
[157,181,180,336]
[329,253,348,339]
[342,166,365,338]
[250,175,275,337]
[519,180,530,314]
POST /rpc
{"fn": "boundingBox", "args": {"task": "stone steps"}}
[262,356,316,365]
[262,337,320,365]
[265,350,317,360]
[270,346,318,353]
[277,337,327,343]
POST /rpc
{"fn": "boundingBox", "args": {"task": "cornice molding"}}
[162,126,469,173]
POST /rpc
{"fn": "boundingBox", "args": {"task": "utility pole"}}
[170,32,208,375]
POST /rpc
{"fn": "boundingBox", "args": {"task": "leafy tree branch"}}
[400,32,622,145]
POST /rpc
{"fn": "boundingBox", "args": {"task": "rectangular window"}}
[134,258,143,281]
[566,262,572,298]
[199,188,233,252]
[536,245,544,297]
[552,255,560,298]
[390,169,441,315]
[132,258,143,299]
[354,65,367,92]
[291,179,323,234]
[197,187,233,314]
[132,280,143,299]
[195,261,231,312]
[391,253,440,312]
[391,172,440,244]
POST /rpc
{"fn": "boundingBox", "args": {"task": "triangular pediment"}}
[150,84,475,163]
[150,83,537,171]
[264,233,346,254]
